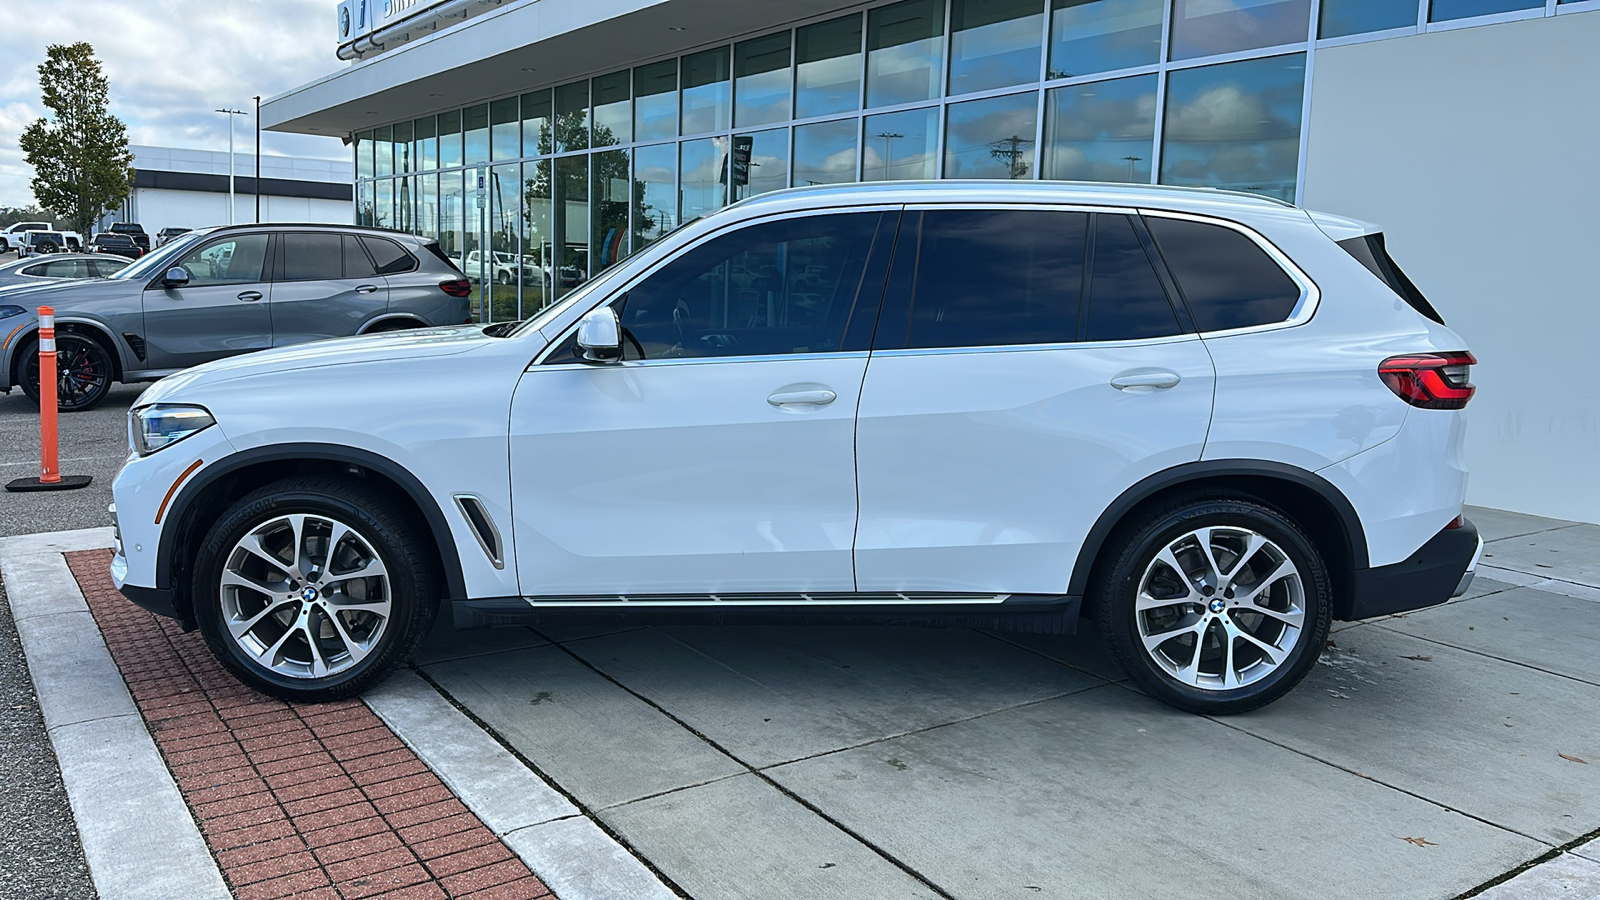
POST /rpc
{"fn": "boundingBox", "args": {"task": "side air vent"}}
[122,333,147,362]
[453,494,504,569]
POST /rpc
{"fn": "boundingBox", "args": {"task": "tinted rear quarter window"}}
[903,209,1087,349]
[1146,216,1301,332]
[361,236,416,275]
[1086,214,1181,341]
[1336,232,1444,324]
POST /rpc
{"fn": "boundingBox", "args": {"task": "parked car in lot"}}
[91,232,145,258]
[155,226,191,247]
[0,252,129,289]
[109,222,151,253]
[108,182,1482,714]
[0,223,472,410]
[19,228,83,256]
[0,221,52,254]
[464,249,538,286]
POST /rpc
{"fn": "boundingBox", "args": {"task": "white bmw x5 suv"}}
[110,182,1481,715]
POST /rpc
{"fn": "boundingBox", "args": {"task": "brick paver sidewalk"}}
[67,549,554,900]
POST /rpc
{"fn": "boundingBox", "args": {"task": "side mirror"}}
[163,266,190,288]
[575,307,622,363]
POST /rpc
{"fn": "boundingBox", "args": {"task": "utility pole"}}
[1123,155,1143,182]
[216,108,247,224]
[253,96,262,222]
[875,131,903,180]
[988,134,1033,180]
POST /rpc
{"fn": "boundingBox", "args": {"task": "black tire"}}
[191,476,440,702]
[36,241,58,254]
[18,333,115,411]
[1093,494,1331,715]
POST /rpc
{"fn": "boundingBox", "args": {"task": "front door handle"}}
[355,284,379,294]
[237,291,263,302]
[1111,370,1181,390]
[767,390,837,406]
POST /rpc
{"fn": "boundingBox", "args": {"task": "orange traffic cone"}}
[7,306,93,492]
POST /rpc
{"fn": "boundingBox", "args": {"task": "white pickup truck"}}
[0,222,51,253]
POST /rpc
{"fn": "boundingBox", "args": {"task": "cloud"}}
[0,1,349,206]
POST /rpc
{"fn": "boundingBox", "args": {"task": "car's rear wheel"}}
[192,477,439,702]
[19,333,114,411]
[1094,495,1331,715]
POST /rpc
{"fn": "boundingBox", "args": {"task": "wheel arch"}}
[1071,460,1368,621]
[7,318,128,385]
[359,314,427,334]
[156,443,467,626]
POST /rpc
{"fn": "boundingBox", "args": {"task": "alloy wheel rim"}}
[1134,526,1305,691]
[219,513,392,680]
[25,338,108,406]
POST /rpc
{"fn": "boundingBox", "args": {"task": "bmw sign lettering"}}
[338,1,353,40]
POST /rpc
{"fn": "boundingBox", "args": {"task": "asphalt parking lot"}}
[1,380,1598,898]
[0,381,141,537]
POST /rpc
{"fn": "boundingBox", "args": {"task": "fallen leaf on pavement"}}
[1403,837,1437,848]
[1401,654,1433,661]
[1558,753,1588,765]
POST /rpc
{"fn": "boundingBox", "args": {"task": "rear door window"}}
[1145,216,1302,333]
[895,208,1088,350]
[279,233,345,281]
[1085,214,1182,342]
[343,236,378,278]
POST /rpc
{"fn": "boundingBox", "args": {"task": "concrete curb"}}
[2,528,677,900]
[365,669,678,900]
[0,528,231,900]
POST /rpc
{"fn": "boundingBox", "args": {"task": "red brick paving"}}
[66,549,554,900]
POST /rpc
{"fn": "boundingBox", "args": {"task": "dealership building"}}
[261,0,1599,523]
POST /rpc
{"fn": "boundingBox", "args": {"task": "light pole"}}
[253,96,262,223]
[216,108,247,224]
[875,131,903,180]
[1123,155,1143,182]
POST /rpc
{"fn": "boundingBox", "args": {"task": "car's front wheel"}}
[1094,495,1331,715]
[192,477,439,702]
[19,333,114,411]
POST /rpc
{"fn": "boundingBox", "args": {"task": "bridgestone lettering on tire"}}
[1094,495,1332,715]
[192,477,439,702]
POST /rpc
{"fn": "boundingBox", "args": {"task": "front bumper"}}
[1344,518,1482,620]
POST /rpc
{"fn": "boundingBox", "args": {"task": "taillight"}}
[439,279,471,298]
[1378,351,1476,409]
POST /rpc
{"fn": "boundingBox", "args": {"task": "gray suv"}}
[0,224,472,410]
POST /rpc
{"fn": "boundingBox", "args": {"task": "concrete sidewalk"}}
[2,507,1597,899]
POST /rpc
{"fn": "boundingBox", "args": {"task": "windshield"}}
[111,230,209,280]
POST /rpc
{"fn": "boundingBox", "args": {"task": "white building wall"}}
[126,189,351,235]
[1302,11,1600,524]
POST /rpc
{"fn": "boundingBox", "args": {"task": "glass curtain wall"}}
[357,0,1468,322]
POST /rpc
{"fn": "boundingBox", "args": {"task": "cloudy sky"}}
[0,0,348,207]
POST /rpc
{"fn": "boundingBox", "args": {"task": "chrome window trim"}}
[1137,208,1321,338]
[871,333,1204,358]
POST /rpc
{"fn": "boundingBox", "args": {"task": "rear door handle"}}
[237,291,263,302]
[355,284,379,294]
[1111,370,1181,390]
[767,390,837,406]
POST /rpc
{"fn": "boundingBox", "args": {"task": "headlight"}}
[0,305,26,319]
[131,404,214,456]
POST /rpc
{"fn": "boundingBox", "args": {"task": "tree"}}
[19,43,134,234]
[0,205,65,230]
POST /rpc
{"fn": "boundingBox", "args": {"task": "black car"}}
[109,222,151,251]
[92,232,144,258]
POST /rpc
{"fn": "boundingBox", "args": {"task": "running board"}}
[519,591,1009,607]
[452,592,1081,634]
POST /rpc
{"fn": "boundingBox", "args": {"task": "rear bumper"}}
[1344,519,1482,620]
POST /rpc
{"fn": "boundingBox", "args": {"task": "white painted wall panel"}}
[1302,11,1600,524]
